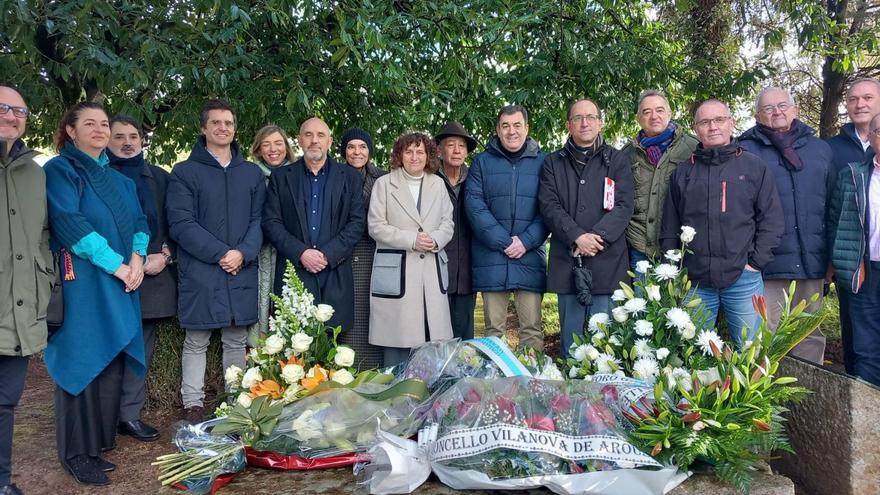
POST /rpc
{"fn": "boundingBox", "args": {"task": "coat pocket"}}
[436,249,449,294]
[371,249,406,298]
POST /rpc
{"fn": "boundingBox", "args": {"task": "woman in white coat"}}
[368,132,455,367]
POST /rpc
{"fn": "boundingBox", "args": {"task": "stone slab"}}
[773,357,880,495]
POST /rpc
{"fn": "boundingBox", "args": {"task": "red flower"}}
[496,397,517,418]
[549,394,572,413]
[584,403,616,428]
[600,384,619,403]
[526,415,556,432]
[464,389,481,404]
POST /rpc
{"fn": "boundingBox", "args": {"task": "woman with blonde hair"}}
[248,124,294,345]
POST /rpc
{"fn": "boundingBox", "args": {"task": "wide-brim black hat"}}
[434,121,478,153]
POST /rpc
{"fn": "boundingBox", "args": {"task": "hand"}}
[825,264,835,283]
[744,263,759,272]
[220,249,244,275]
[415,232,436,252]
[504,236,526,259]
[143,253,167,276]
[126,254,145,292]
[574,233,604,257]
[300,249,328,273]
[113,263,132,286]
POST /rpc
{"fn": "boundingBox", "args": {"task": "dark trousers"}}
[55,354,124,461]
[0,356,29,485]
[119,319,158,422]
[837,285,856,374]
[449,293,476,341]
[848,261,880,386]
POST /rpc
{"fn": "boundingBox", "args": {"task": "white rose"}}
[569,366,580,378]
[291,332,314,353]
[262,333,286,355]
[236,392,253,408]
[656,347,670,360]
[680,321,696,340]
[281,364,305,384]
[635,260,651,274]
[572,344,589,361]
[609,335,622,346]
[645,284,661,302]
[331,369,355,385]
[680,225,696,244]
[314,304,335,322]
[224,365,243,388]
[612,306,629,323]
[240,367,263,389]
[664,249,682,263]
[611,289,626,302]
[282,383,303,402]
[334,346,356,367]
[585,345,600,361]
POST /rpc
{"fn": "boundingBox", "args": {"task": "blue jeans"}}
[848,261,880,386]
[629,248,649,272]
[558,294,611,358]
[692,269,763,348]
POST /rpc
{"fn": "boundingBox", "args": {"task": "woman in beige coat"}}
[368,132,454,367]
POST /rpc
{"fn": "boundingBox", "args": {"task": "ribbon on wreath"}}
[465,337,532,377]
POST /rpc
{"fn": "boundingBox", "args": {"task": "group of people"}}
[1,75,879,491]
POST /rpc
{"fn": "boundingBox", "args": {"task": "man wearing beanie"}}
[539,99,634,358]
[263,117,366,334]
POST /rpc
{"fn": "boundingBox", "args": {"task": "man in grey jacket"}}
[0,85,50,495]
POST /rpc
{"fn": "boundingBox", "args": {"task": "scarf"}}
[638,122,677,167]
[500,140,528,162]
[693,140,740,166]
[108,150,159,237]
[61,143,134,256]
[756,120,803,171]
[564,134,604,166]
[256,159,290,178]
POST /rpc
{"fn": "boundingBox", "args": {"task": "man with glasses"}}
[0,86,49,495]
[739,87,831,364]
[826,78,880,374]
[166,99,265,423]
[624,90,697,269]
[828,112,880,386]
[465,105,548,351]
[661,99,783,348]
[539,98,634,358]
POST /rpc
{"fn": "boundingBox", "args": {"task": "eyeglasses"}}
[694,116,731,129]
[0,103,28,118]
[870,128,880,137]
[759,102,792,115]
[569,114,600,123]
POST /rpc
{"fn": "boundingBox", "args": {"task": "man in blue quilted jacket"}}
[464,105,548,351]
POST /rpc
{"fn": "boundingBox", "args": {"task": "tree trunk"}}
[818,0,850,139]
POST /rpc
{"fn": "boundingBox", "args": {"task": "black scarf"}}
[108,150,159,237]
[756,120,803,171]
[500,140,528,162]
[564,135,604,166]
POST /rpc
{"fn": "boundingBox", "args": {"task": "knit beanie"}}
[340,127,374,159]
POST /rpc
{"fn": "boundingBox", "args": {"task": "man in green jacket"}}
[828,111,880,387]
[624,90,698,268]
[0,85,50,495]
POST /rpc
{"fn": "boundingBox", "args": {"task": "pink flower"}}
[496,397,517,418]
[550,394,572,413]
[600,385,619,403]
[526,415,556,432]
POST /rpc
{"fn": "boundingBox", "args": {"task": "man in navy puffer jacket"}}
[465,105,548,351]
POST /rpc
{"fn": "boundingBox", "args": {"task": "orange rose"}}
[301,364,328,391]
[250,379,283,399]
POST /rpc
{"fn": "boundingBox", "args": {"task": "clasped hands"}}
[113,252,146,292]
[573,233,604,257]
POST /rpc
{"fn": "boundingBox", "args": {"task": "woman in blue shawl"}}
[44,102,148,486]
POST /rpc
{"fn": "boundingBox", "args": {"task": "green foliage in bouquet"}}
[212,395,284,446]
[627,285,826,494]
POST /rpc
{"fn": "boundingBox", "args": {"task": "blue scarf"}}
[638,122,677,167]
[108,150,159,237]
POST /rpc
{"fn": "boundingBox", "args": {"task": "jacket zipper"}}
[853,165,866,292]
[224,166,235,323]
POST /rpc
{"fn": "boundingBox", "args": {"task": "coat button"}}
[16,300,22,306]
[9,209,15,215]
[579,179,585,184]
[15,254,22,260]
[418,228,423,232]
[13,345,20,353]
[648,218,655,224]
[578,206,585,212]
[420,254,425,259]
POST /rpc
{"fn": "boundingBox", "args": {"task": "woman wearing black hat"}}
[339,128,385,370]
[435,122,479,340]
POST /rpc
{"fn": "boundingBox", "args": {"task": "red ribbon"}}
[245,448,368,470]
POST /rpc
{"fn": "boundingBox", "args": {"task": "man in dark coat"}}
[464,105,548,351]
[167,99,265,422]
[0,86,49,495]
[539,99,634,358]
[262,117,365,332]
[435,121,478,340]
[661,99,784,348]
[826,78,880,374]
[739,87,832,364]
[107,114,176,441]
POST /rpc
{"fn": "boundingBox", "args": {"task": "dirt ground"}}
[9,328,832,495]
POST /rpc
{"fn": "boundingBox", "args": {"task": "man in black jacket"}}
[108,115,176,441]
[661,99,783,348]
[262,117,365,333]
[539,99,634,358]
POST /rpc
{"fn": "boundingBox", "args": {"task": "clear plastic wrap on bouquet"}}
[165,419,247,494]
[251,380,430,459]
[357,376,688,495]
